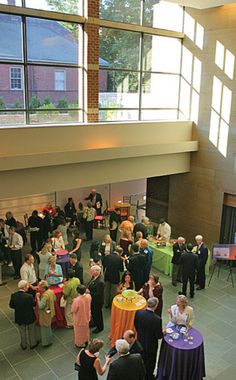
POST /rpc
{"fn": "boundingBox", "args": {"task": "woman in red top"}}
[140,273,163,317]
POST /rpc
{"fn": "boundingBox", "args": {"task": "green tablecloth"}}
[149,242,211,277]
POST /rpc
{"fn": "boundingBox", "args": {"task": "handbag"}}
[60,295,67,308]
[74,362,81,372]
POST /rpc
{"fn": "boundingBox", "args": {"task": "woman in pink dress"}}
[72,284,91,348]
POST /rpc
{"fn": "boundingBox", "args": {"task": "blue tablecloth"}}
[157,327,206,380]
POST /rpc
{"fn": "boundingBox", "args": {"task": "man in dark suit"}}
[108,329,144,358]
[68,254,83,284]
[127,244,146,291]
[195,235,208,290]
[140,239,153,283]
[107,339,145,380]
[134,297,163,380]
[178,243,198,298]
[133,217,149,239]
[28,210,43,255]
[64,197,77,225]
[171,236,186,286]
[9,280,38,350]
[87,265,104,333]
[103,250,123,308]
[85,188,103,215]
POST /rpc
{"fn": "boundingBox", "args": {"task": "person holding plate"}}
[44,255,63,278]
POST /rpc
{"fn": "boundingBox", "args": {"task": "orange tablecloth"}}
[110,295,146,346]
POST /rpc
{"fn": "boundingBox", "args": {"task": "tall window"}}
[55,70,66,91]
[10,67,22,90]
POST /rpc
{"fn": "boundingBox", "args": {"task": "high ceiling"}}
[167,0,236,9]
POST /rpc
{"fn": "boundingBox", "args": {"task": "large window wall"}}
[99,0,184,122]
[0,1,83,125]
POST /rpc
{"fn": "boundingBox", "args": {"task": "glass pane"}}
[141,109,178,121]
[26,18,80,65]
[0,64,25,109]
[28,66,80,109]
[143,1,183,32]
[99,70,139,108]
[100,0,141,24]
[142,73,179,108]
[99,109,138,122]
[143,35,181,73]
[0,0,22,5]
[25,0,82,15]
[29,109,82,124]
[0,111,25,125]
[179,78,191,119]
[99,28,140,71]
[0,14,22,61]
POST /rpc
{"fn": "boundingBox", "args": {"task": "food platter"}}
[47,275,61,286]
[122,289,137,302]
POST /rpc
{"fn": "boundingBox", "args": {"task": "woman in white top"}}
[57,218,70,246]
[51,229,65,250]
[168,295,194,328]
[37,242,52,280]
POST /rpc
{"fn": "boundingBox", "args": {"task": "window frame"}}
[9,66,23,91]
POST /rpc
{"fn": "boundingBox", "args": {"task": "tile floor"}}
[0,228,236,380]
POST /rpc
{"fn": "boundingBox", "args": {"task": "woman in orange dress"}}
[72,285,91,348]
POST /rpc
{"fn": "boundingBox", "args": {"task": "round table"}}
[110,295,146,346]
[157,326,206,380]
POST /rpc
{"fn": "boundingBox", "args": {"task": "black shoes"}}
[196,287,203,290]
[20,344,27,351]
[30,342,39,349]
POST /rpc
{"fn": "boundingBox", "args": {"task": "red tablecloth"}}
[35,285,66,328]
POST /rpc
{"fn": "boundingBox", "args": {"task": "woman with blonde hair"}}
[76,338,110,379]
[51,229,65,250]
[36,280,56,347]
[37,242,52,280]
[168,295,194,328]
[44,255,63,278]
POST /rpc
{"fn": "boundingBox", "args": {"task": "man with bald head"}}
[108,329,143,358]
[87,265,104,333]
[85,188,103,215]
[140,239,153,283]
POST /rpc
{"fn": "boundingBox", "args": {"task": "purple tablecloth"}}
[56,254,70,276]
[157,327,206,380]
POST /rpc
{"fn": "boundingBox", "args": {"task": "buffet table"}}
[149,242,211,277]
[157,326,206,380]
[110,294,146,346]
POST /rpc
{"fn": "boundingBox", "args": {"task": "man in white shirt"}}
[156,218,171,242]
[7,227,23,279]
[20,254,38,295]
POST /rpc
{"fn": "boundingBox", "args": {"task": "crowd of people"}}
[0,191,209,380]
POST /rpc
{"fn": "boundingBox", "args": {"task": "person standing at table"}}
[133,217,149,239]
[9,280,38,350]
[119,215,134,239]
[134,297,163,380]
[83,202,96,241]
[68,253,83,284]
[127,244,146,291]
[108,330,144,358]
[36,280,56,347]
[140,239,153,283]
[28,210,43,255]
[195,234,208,290]
[20,254,38,296]
[85,188,103,216]
[44,256,63,278]
[37,242,52,280]
[168,295,194,328]
[107,339,145,380]
[51,229,65,250]
[6,226,23,280]
[87,265,104,333]
[63,269,80,328]
[179,243,198,298]
[71,284,91,348]
[156,218,171,242]
[172,236,186,287]
[103,249,123,308]
[139,274,163,317]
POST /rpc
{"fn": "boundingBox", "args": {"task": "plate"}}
[170,332,180,340]
[122,289,137,300]
[47,276,61,286]
[166,328,174,334]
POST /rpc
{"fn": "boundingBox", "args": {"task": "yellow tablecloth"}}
[110,295,146,346]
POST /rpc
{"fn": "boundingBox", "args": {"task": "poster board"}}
[212,244,236,261]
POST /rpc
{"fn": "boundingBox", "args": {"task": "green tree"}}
[57,97,68,110]
[46,0,79,38]
[29,95,41,109]
[13,100,22,108]
[43,96,53,105]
